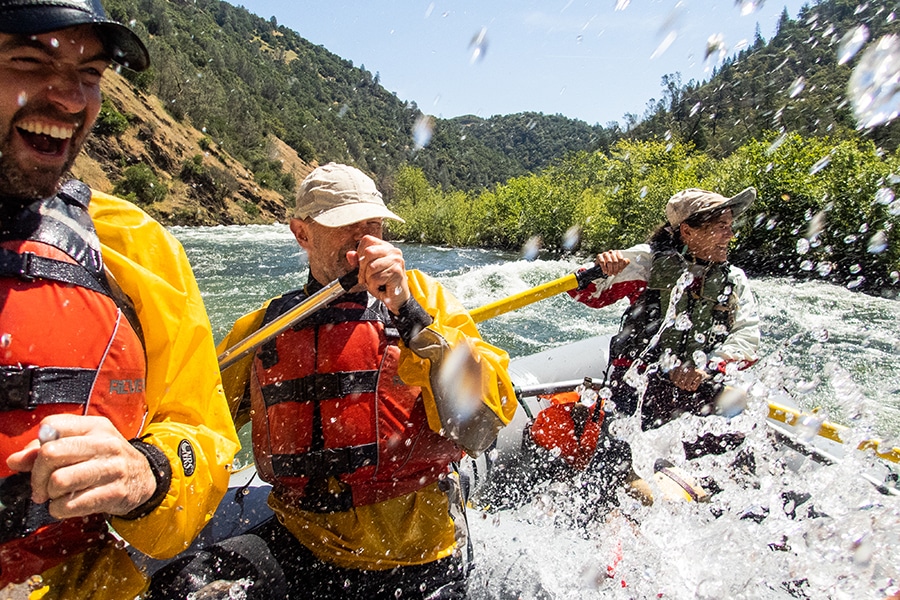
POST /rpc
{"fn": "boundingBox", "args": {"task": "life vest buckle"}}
[0,366,35,410]
[16,252,35,281]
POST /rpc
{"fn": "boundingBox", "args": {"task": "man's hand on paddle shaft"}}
[7,414,157,519]
[348,235,411,314]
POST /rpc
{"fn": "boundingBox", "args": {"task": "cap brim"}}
[309,203,405,228]
[722,187,756,220]
[0,7,149,71]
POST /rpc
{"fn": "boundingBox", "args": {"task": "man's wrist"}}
[118,438,172,520]
[391,297,433,345]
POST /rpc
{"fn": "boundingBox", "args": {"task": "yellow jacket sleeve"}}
[396,270,517,456]
[87,191,239,559]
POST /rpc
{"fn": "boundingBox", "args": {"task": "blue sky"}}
[231,1,810,126]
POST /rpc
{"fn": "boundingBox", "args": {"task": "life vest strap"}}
[0,248,109,296]
[271,442,378,480]
[261,371,379,408]
[0,366,94,411]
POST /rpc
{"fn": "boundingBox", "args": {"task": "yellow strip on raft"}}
[767,401,900,464]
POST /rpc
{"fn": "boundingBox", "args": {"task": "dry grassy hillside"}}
[71,71,314,226]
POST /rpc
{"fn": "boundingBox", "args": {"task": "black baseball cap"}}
[0,0,149,71]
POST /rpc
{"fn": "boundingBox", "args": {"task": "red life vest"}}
[530,392,604,471]
[251,290,462,512]
[0,181,147,586]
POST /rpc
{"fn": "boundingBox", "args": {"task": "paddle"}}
[469,263,607,323]
[217,268,360,371]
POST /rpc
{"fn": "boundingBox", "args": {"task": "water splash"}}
[469,28,488,64]
[789,76,806,98]
[562,226,581,251]
[412,114,434,149]
[867,231,888,254]
[521,236,542,261]
[705,33,726,70]
[848,34,900,129]
[735,0,764,16]
[651,30,677,60]
[838,25,869,65]
[875,187,895,205]
[809,154,832,174]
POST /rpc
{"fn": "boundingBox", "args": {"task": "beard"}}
[0,106,87,202]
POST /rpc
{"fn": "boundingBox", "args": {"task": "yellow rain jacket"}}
[219,270,516,570]
[14,190,240,599]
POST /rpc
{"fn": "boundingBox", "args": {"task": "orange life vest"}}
[529,392,604,471]
[0,181,147,585]
[251,290,462,512]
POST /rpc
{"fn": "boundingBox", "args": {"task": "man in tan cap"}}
[214,163,516,599]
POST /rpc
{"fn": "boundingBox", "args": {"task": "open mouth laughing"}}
[16,119,79,157]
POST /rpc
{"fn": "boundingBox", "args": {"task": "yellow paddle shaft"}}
[470,274,578,323]
[767,401,900,464]
[469,264,606,324]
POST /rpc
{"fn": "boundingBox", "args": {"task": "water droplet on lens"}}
[848,34,900,129]
[867,230,888,253]
[796,238,810,254]
[17,91,27,107]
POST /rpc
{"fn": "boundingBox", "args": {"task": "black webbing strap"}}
[0,248,110,297]
[0,366,95,411]
[261,371,378,408]
[271,443,378,480]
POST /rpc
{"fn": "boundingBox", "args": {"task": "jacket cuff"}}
[392,297,433,346]
[118,438,172,521]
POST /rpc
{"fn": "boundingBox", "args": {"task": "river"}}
[173,224,900,599]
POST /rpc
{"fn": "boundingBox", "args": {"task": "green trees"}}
[391,135,900,295]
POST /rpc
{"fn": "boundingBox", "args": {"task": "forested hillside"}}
[630,0,900,155]
[91,0,609,208]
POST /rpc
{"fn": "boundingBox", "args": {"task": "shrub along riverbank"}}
[389,133,900,297]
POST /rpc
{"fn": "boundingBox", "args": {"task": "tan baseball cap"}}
[665,187,756,228]
[293,163,404,227]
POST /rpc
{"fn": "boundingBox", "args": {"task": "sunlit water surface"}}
[173,224,900,599]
